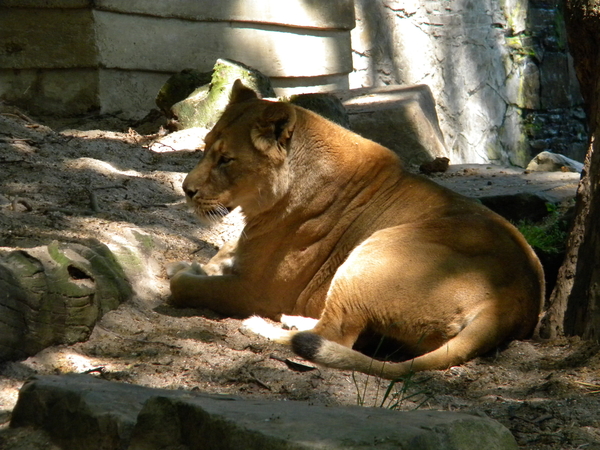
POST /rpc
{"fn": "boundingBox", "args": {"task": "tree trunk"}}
[539,0,600,339]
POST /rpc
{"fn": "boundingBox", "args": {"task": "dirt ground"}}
[0,104,599,450]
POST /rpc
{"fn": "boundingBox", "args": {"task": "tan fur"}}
[169,80,545,379]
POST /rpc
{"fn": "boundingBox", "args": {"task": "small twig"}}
[87,188,100,212]
[148,142,178,152]
[248,371,272,390]
[532,414,553,424]
[86,184,127,212]
[11,197,33,212]
[575,380,600,394]
[0,111,35,123]
[270,354,316,372]
[0,137,36,145]
[42,207,96,216]
[81,366,106,375]
[141,203,169,208]
[93,184,127,191]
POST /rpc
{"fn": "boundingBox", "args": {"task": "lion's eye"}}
[217,155,234,166]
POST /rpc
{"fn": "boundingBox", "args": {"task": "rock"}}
[0,1,354,118]
[420,157,450,174]
[170,58,275,130]
[340,85,448,166]
[149,126,209,152]
[155,69,212,115]
[289,93,350,128]
[479,193,551,223]
[526,151,584,173]
[433,164,580,207]
[505,55,541,110]
[540,52,577,109]
[351,1,585,166]
[11,375,518,450]
[0,240,132,362]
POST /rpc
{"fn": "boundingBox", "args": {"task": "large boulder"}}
[169,58,276,130]
[526,151,584,173]
[155,68,212,116]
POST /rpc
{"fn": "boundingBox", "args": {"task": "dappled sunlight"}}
[204,0,353,97]
[63,157,147,179]
[217,24,349,82]
[229,0,336,30]
[25,348,101,374]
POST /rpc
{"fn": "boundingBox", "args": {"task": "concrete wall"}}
[0,0,354,118]
[350,0,586,165]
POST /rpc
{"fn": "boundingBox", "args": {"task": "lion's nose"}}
[182,178,197,199]
[183,186,197,199]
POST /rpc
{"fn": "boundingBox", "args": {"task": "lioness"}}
[169,80,544,379]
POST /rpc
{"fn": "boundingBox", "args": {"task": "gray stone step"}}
[11,375,518,450]
[0,0,354,118]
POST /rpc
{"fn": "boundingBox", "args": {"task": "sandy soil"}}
[0,104,598,450]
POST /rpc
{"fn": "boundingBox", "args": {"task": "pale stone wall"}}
[0,0,354,117]
[350,0,586,165]
[0,0,586,166]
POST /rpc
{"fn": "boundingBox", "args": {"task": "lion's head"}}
[182,80,297,223]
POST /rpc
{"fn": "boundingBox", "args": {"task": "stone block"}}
[11,375,518,450]
[502,0,529,34]
[1,0,90,7]
[0,1,355,117]
[92,10,352,78]
[506,56,541,110]
[290,93,350,128]
[0,68,100,115]
[96,0,356,30]
[339,85,447,166]
[540,52,574,109]
[479,193,551,223]
[0,8,97,69]
[498,106,530,167]
[98,69,173,119]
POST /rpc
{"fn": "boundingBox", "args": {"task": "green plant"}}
[379,369,433,410]
[516,206,570,254]
[351,332,433,410]
[352,363,432,410]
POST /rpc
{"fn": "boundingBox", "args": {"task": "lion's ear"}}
[230,79,259,104]
[251,102,297,160]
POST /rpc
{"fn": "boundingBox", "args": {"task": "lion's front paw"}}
[166,261,207,279]
[241,316,295,344]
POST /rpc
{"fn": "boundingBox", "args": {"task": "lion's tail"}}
[291,311,506,380]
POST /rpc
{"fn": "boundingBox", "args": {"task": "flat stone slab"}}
[434,164,580,204]
[339,85,448,166]
[10,375,517,450]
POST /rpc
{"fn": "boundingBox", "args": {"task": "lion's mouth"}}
[193,203,233,223]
